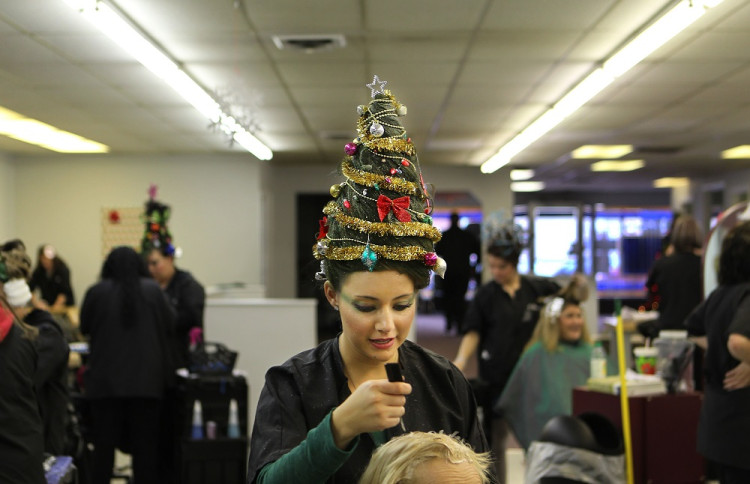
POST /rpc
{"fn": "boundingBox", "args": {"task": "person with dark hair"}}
[495,280,593,449]
[246,77,487,484]
[0,247,46,484]
[29,244,75,314]
[3,240,70,456]
[142,194,205,369]
[452,222,563,483]
[686,221,750,483]
[435,212,481,334]
[644,215,703,336]
[80,246,176,484]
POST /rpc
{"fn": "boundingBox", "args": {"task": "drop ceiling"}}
[2,0,750,191]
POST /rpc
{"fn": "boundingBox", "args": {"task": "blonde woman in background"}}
[495,280,593,450]
[358,431,492,484]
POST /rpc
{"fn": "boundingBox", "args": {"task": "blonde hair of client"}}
[358,431,492,484]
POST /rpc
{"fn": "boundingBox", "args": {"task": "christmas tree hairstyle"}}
[140,184,176,257]
[313,75,446,290]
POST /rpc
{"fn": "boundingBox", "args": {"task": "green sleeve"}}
[257,410,359,484]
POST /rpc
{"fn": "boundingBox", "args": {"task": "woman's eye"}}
[394,303,413,312]
[354,304,376,313]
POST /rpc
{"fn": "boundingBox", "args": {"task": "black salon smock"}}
[29,265,75,307]
[645,252,702,331]
[0,324,45,484]
[247,338,487,483]
[463,276,560,397]
[25,309,70,455]
[164,268,204,368]
[686,282,750,470]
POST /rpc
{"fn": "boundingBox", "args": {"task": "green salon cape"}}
[496,340,592,449]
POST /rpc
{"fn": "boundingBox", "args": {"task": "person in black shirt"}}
[686,221,750,483]
[453,223,562,483]
[435,212,481,334]
[0,244,45,484]
[29,244,75,313]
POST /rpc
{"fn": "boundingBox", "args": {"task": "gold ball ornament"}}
[330,184,341,198]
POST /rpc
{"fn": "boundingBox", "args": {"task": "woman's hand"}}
[723,362,750,390]
[330,380,411,449]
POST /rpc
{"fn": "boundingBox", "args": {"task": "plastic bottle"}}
[191,400,204,439]
[227,398,241,438]
[590,341,607,379]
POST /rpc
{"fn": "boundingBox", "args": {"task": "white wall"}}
[0,155,15,240]
[263,163,512,298]
[12,154,263,301]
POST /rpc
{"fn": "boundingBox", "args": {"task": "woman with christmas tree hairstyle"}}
[247,76,487,484]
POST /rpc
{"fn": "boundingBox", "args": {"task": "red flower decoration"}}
[377,195,411,222]
[317,217,328,240]
[109,210,121,224]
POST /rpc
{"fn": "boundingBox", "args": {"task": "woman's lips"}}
[370,338,395,350]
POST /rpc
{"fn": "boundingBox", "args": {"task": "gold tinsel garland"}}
[341,159,420,196]
[323,201,441,242]
[313,242,431,262]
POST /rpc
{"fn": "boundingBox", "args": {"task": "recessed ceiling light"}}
[510,169,535,181]
[653,177,690,188]
[572,145,633,159]
[590,160,644,172]
[722,145,750,159]
[511,181,545,192]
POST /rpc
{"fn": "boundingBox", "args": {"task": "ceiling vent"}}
[272,34,346,53]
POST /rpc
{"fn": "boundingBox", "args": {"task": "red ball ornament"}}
[424,252,438,267]
[401,159,410,166]
[150,223,159,231]
[343,199,351,209]
[390,168,398,175]
[407,137,411,143]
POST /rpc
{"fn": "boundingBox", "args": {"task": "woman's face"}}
[558,304,584,342]
[487,254,516,285]
[326,270,416,366]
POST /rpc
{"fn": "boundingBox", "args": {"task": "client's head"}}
[358,431,492,484]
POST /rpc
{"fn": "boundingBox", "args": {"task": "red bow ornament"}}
[377,195,411,222]
[317,216,328,240]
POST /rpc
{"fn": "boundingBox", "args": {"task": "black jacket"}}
[164,268,205,368]
[25,309,70,455]
[247,338,487,483]
[686,283,750,469]
[80,278,176,398]
[0,323,45,484]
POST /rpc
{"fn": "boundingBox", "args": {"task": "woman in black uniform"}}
[686,221,750,483]
[247,77,487,484]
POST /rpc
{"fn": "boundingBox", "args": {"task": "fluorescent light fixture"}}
[722,145,750,159]
[653,177,690,188]
[481,0,723,174]
[572,144,633,159]
[590,160,644,172]
[63,0,272,161]
[510,169,535,181]
[511,181,546,192]
[0,106,109,153]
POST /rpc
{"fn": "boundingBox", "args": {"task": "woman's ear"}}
[323,281,339,310]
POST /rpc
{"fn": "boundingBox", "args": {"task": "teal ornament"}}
[422,214,433,225]
[374,183,380,191]
[361,244,378,272]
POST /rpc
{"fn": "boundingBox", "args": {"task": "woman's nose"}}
[374,308,395,332]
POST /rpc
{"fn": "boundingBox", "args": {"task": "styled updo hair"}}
[530,276,591,351]
[486,223,523,266]
[313,78,444,291]
[1,243,32,282]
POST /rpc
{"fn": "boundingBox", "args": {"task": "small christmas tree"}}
[313,75,446,286]
[140,184,176,257]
